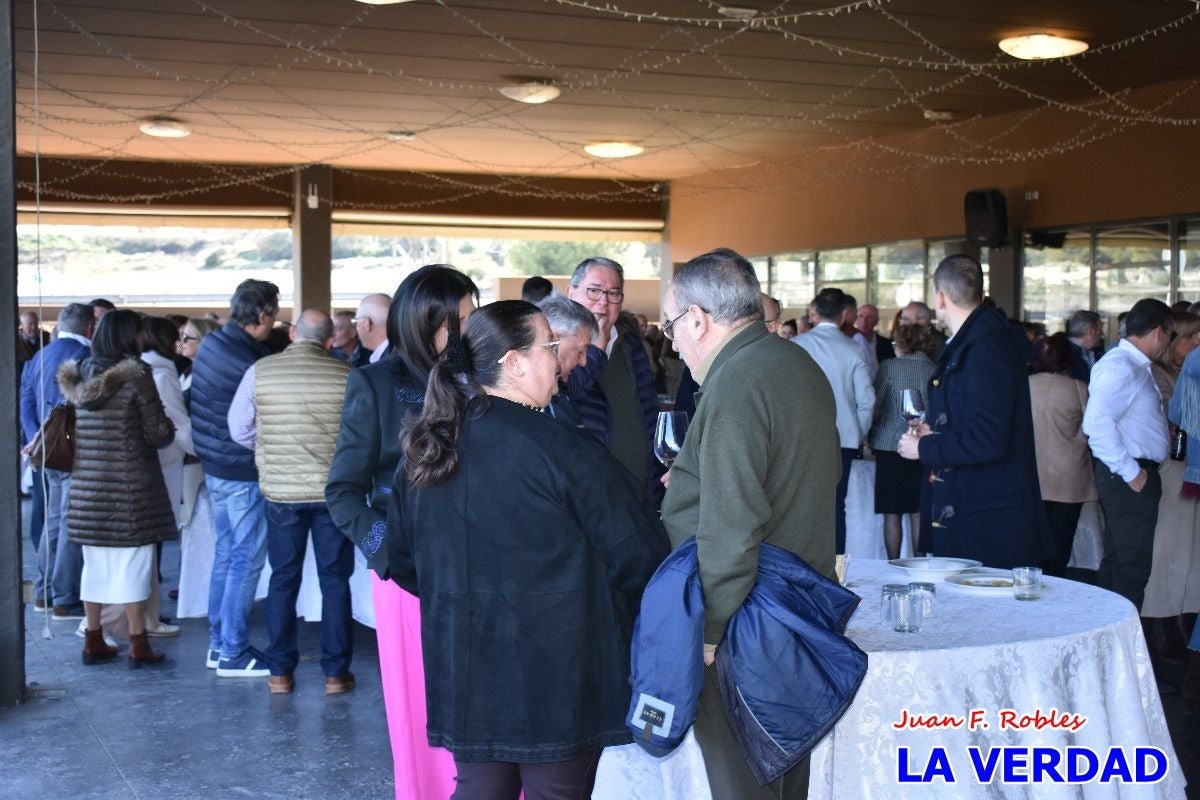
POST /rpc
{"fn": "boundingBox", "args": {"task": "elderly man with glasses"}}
[660,247,838,799]
[565,256,661,495]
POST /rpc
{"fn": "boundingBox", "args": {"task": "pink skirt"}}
[372,573,457,800]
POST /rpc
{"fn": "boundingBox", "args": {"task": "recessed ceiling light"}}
[717,5,758,20]
[354,0,416,5]
[584,141,644,159]
[498,81,561,105]
[386,130,416,141]
[138,117,191,138]
[998,33,1088,60]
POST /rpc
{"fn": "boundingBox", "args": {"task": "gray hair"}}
[1066,310,1101,339]
[537,294,599,339]
[933,255,983,306]
[293,309,333,343]
[57,302,94,335]
[569,256,624,288]
[672,248,762,325]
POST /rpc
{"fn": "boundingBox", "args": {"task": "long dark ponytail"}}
[401,300,540,488]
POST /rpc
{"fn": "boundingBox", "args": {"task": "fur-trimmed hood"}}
[57,357,149,411]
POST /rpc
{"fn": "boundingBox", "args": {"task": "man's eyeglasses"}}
[662,307,709,341]
[497,340,560,365]
[582,286,624,304]
[351,316,372,326]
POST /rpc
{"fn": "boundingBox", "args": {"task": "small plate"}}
[888,557,982,582]
[944,569,1015,595]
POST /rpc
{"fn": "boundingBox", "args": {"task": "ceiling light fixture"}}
[584,141,644,159]
[354,0,416,5]
[498,81,561,105]
[138,117,191,138]
[717,5,759,20]
[923,109,956,122]
[998,33,1088,60]
[386,130,416,141]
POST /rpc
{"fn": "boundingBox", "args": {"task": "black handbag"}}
[26,403,76,472]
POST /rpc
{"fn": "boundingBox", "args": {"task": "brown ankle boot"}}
[82,629,118,665]
[128,632,165,668]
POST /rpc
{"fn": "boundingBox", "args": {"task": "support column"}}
[291,165,332,316]
[0,0,25,708]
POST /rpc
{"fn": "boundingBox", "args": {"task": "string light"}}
[17,0,1200,205]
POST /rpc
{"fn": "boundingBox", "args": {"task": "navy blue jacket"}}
[190,322,270,482]
[628,538,866,785]
[20,336,90,444]
[918,305,1053,567]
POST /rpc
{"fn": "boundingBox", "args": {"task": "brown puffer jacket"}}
[58,356,177,548]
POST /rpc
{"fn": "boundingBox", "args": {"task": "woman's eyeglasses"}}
[179,334,198,343]
[496,340,560,365]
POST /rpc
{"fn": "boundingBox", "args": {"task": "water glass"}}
[880,584,908,629]
[908,582,936,618]
[1013,567,1043,601]
[894,587,923,633]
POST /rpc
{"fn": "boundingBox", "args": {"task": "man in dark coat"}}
[1066,309,1103,383]
[899,255,1052,567]
[21,302,94,614]
[565,256,662,496]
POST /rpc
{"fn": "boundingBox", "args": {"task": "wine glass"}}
[654,411,689,469]
[900,389,925,434]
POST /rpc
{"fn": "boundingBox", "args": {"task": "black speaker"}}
[964,189,1007,248]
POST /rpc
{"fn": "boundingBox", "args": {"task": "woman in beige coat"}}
[1028,333,1096,577]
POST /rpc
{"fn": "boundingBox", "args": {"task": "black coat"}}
[918,306,1053,568]
[387,397,669,762]
[325,355,425,576]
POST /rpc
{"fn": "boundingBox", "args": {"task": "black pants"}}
[835,448,856,554]
[694,662,809,800]
[451,750,600,800]
[1042,500,1083,578]
[1095,460,1162,610]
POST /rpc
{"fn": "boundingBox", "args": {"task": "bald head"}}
[355,293,391,350]
[293,309,333,344]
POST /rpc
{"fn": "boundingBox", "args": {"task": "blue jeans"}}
[35,469,82,605]
[205,475,268,660]
[264,501,354,677]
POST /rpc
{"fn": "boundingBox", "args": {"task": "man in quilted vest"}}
[228,309,355,695]
[191,279,277,677]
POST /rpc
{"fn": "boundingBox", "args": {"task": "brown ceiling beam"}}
[15,157,667,222]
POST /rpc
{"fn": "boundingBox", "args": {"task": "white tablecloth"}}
[175,484,376,628]
[596,559,1185,799]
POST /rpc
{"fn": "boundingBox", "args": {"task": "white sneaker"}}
[73,622,118,648]
[146,622,180,637]
[205,648,220,669]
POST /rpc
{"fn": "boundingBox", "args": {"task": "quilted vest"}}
[254,340,351,502]
[191,322,269,482]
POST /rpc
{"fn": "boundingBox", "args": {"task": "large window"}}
[1179,218,1200,303]
[1094,224,1170,320]
[818,247,867,304]
[870,241,924,325]
[1022,231,1091,334]
[771,252,816,310]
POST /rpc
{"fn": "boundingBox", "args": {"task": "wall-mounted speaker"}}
[964,189,1007,248]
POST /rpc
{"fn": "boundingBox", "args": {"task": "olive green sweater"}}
[662,321,840,644]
